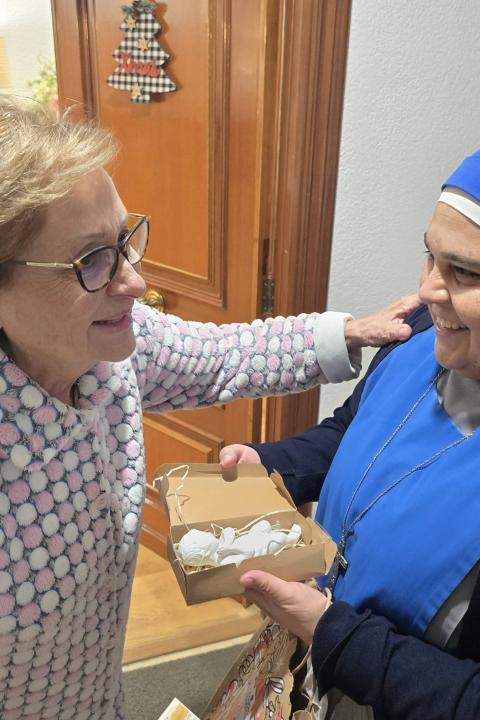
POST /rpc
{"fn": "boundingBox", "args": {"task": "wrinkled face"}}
[0,168,146,390]
[420,202,480,379]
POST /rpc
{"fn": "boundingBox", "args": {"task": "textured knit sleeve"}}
[130,303,361,412]
[311,601,480,719]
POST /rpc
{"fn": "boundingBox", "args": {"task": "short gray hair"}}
[0,95,117,276]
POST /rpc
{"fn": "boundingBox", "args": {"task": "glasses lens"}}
[125,217,148,265]
[80,246,118,291]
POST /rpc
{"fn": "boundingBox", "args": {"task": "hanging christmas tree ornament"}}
[107,0,176,104]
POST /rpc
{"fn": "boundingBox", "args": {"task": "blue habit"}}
[316,327,480,637]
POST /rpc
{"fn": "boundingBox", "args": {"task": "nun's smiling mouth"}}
[433,313,467,332]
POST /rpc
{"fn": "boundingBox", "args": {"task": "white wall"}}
[319,0,480,420]
[0,0,55,95]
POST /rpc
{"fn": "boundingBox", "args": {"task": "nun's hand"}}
[240,570,329,644]
[220,444,260,468]
[344,293,421,348]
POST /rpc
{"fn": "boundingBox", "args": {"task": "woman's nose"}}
[418,262,450,305]
[108,255,146,297]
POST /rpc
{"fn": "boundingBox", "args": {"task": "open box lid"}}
[156,462,297,529]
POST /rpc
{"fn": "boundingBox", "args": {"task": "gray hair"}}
[0,95,117,277]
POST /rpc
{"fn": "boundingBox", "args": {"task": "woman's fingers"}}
[389,292,422,318]
[344,293,422,348]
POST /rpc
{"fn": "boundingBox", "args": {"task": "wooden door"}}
[51,0,351,556]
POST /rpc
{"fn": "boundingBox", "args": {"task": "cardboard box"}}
[156,462,336,605]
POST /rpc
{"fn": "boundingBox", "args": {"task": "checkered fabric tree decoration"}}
[107,0,176,103]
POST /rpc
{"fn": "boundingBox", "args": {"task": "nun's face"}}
[420,202,480,379]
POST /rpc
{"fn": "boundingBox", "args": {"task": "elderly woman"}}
[0,95,416,720]
[222,149,480,719]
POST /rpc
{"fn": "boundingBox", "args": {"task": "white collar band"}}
[438,189,480,227]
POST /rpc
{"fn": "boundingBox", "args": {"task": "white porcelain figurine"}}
[176,520,302,568]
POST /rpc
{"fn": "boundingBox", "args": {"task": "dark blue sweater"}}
[254,305,480,719]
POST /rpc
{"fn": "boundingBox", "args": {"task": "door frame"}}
[258,0,352,441]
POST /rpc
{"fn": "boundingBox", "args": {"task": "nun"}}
[223,149,480,719]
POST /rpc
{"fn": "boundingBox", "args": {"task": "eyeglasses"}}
[11,213,150,292]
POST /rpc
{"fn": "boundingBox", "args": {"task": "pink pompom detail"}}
[281,336,292,352]
[94,362,111,382]
[4,364,28,386]
[18,602,41,627]
[45,459,64,481]
[8,480,30,504]
[0,593,15,617]
[267,355,281,371]
[32,406,57,425]
[67,471,82,492]
[67,544,83,566]
[85,482,100,501]
[304,330,314,348]
[105,405,123,426]
[250,372,264,387]
[3,514,17,539]
[13,559,29,584]
[0,422,20,445]
[0,395,21,414]
[254,337,267,353]
[47,535,65,558]
[119,467,136,488]
[77,510,90,533]
[58,502,74,524]
[35,567,55,592]
[22,524,43,549]
[28,434,45,453]
[280,370,294,386]
[294,352,305,367]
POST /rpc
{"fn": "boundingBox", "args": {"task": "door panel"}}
[52,0,351,556]
[94,1,225,305]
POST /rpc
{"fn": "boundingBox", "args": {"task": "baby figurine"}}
[176,520,302,568]
[176,528,220,567]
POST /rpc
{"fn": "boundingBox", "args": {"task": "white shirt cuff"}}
[313,312,362,383]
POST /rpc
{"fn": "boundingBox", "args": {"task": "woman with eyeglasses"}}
[0,95,417,720]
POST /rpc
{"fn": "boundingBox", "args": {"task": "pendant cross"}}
[328,534,349,594]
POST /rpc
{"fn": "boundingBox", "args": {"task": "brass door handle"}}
[139,289,165,313]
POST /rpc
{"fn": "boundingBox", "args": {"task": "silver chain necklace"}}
[328,368,474,594]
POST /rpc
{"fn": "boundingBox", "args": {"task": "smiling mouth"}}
[433,313,467,331]
[94,312,131,326]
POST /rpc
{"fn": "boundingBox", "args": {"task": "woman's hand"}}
[240,570,328,644]
[344,293,421,348]
[219,444,260,468]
